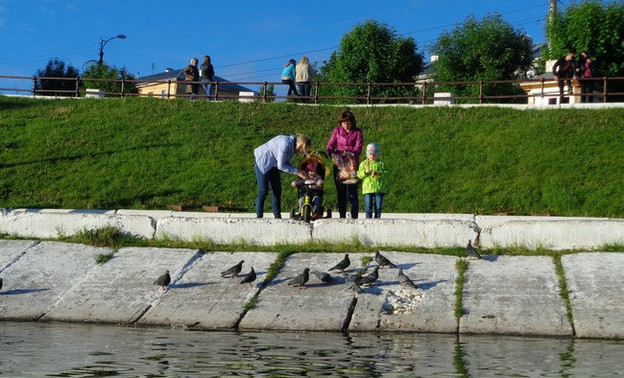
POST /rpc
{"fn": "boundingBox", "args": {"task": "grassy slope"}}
[0,97,623,217]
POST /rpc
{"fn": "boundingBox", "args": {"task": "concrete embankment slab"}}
[239,253,362,331]
[460,255,572,336]
[156,217,311,245]
[139,252,276,329]
[0,209,155,239]
[562,252,624,338]
[312,219,479,247]
[350,253,459,333]
[0,240,38,268]
[477,216,624,250]
[41,247,199,324]
[0,242,110,321]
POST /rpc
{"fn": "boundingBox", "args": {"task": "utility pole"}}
[548,0,558,49]
[549,0,557,21]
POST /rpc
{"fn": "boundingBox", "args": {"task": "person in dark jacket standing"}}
[200,55,215,101]
[577,51,596,103]
[552,48,576,102]
[184,57,200,98]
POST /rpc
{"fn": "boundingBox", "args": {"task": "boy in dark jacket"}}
[552,48,577,101]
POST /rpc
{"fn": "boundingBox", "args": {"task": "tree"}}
[318,20,423,102]
[82,63,138,96]
[430,14,533,103]
[34,58,80,96]
[545,0,624,77]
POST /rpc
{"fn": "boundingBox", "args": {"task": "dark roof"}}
[137,69,257,94]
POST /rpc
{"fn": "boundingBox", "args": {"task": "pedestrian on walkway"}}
[200,55,215,101]
[254,135,310,218]
[552,48,577,102]
[577,51,596,103]
[281,59,299,98]
[296,56,313,103]
[184,57,200,99]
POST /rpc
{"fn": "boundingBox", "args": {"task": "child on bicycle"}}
[291,161,324,219]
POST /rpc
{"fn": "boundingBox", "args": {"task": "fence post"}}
[422,82,427,104]
[479,80,484,104]
[262,81,268,103]
[602,77,608,103]
[215,82,219,101]
[540,78,545,100]
[32,76,37,96]
[74,77,80,97]
[366,82,372,104]
[120,77,126,97]
[314,82,320,104]
[167,80,171,99]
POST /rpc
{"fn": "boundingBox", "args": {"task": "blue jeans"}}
[255,165,282,218]
[298,194,322,214]
[202,82,213,101]
[364,193,384,218]
[333,166,358,218]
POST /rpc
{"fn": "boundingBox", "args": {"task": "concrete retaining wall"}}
[1,209,623,250]
[1,241,622,338]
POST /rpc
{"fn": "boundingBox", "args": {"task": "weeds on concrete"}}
[552,253,576,332]
[95,252,115,265]
[454,259,469,319]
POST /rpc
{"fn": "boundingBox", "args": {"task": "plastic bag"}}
[332,152,359,185]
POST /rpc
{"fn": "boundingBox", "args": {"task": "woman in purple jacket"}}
[327,110,363,218]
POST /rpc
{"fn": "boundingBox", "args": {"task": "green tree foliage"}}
[34,58,80,96]
[545,0,624,77]
[82,63,138,96]
[430,14,533,103]
[318,20,423,102]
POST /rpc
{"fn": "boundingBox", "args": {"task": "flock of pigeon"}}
[152,240,482,292]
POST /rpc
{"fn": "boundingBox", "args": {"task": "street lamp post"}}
[98,34,127,64]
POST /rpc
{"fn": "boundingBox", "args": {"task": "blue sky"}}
[0,0,551,90]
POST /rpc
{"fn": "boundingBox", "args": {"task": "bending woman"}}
[254,134,310,218]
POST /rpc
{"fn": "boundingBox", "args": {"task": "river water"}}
[1,322,623,377]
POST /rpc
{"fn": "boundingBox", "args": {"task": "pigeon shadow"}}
[372,280,398,287]
[362,286,384,295]
[0,288,50,295]
[169,282,213,289]
[395,262,421,270]
[482,255,499,263]
[417,279,447,291]
[265,277,291,287]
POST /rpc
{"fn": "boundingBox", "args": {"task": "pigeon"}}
[354,266,379,286]
[288,268,310,288]
[240,267,257,286]
[466,240,482,260]
[221,260,244,278]
[345,279,363,294]
[328,253,350,272]
[375,251,396,269]
[154,270,171,290]
[397,268,418,289]
[311,269,333,284]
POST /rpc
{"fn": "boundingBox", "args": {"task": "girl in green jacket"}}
[357,143,388,218]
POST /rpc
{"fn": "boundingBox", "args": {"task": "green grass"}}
[552,253,575,330]
[454,259,469,319]
[1,97,623,217]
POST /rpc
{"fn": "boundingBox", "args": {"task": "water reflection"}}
[1,322,622,377]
